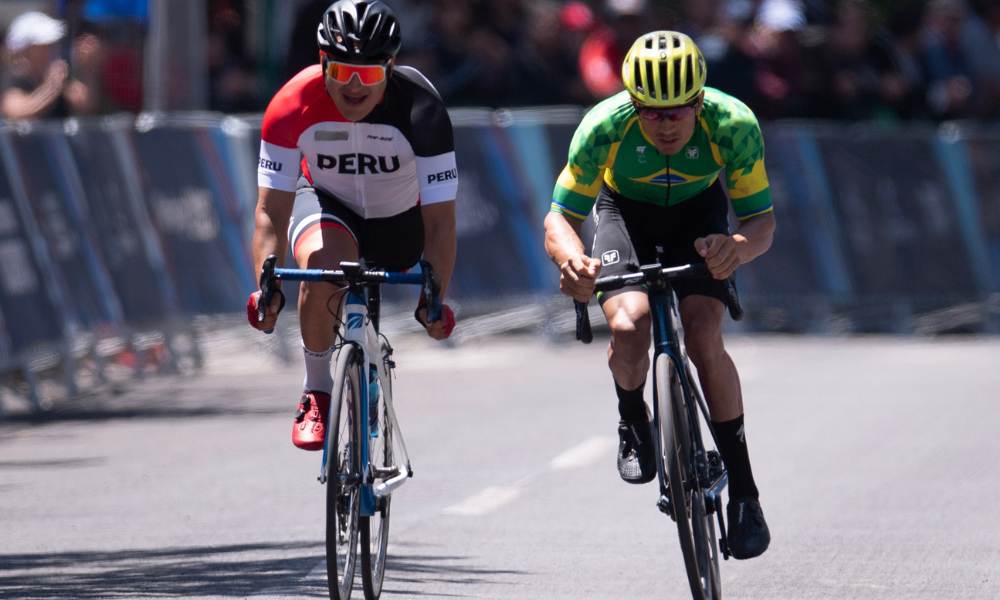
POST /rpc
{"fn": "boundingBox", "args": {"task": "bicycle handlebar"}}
[574,262,743,345]
[257,254,443,327]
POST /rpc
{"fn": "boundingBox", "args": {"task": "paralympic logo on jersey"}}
[650,173,689,185]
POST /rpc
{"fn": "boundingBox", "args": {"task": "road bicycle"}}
[259,254,442,600]
[575,253,743,600]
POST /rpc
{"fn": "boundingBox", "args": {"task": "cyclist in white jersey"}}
[248,0,458,451]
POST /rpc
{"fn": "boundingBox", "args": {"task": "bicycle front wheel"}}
[361,342,393,600]
[327,345,363,600]
[655,354,720,600]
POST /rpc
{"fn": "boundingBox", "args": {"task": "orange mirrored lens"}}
[326,61,386,85]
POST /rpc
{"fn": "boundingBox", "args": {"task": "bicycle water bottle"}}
[368,365,380,436]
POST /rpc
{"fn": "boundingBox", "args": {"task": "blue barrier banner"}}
[812,126,977,296]
[66,122,172,326]
[738,127,841,298]
[450,124,552,296]
[956,129,1000,292]
[132,121,254,313]
[0,133,64,353]
[7,127,122,330]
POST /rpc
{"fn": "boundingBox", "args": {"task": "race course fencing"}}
[0,109,998,414]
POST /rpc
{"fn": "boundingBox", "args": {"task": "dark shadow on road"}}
[0,542,529,599]
[0,458,106,469]
[0,404,286,425]
[0,541,327,600]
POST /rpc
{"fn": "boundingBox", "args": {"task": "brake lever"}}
[419,259,441,322]
[575,300,593,344]
[258,254,278,334]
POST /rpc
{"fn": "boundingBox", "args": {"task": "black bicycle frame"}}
[647,275,710,499]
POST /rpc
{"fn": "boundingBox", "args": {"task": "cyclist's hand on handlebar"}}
[559,255,602,303]
[695,234,742,280]
[247,289,285,331]
[415,302,455,340]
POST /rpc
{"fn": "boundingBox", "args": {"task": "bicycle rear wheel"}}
[655,354,720,600]
[327,345,363,600]
[361,342,393,600]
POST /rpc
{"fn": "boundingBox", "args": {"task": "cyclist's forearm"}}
[731,212,775,264]
[544,211,586,266]
[253,187,294,288]
[421,201,456,298]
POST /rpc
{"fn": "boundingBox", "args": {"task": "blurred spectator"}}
[1,11,97,120]
[680,0,756,103]
[729,0,807,118]
[964,0,1000,119]
[80,0,147,112]
[208,0,258,112]
[921,0,977,120]
[578,0,660,100]
[804,1,879,119]
[284,0,330,83]
[527,1,593,105]
[867,3,930,120]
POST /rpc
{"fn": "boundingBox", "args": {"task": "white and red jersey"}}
[257,65,458,219]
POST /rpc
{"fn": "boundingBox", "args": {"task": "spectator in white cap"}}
[1,11,95,120]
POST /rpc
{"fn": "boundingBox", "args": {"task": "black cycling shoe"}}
[727,497,770,559]
[617,420,656,484]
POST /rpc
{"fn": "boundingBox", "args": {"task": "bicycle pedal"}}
[656,495,675,520]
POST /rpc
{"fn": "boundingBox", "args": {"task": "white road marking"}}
[549,436,618,470]
[443,486,522,517]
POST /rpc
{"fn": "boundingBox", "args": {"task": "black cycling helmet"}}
[317,0,402,64]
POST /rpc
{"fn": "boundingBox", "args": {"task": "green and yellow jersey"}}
[551,87,773,222]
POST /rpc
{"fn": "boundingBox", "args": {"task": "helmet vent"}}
[658,61,668,100]
[645,60,655,99]
[684,54,694,93]
[673,35,682,48]
[645,36,653,50]
[633,58,643,94]
[673,57,682,100]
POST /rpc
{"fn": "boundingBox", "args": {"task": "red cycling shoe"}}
[292,392,331,451]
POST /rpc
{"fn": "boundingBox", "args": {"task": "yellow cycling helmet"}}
[622,31,707,107]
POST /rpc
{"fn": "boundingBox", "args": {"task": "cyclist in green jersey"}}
[544,31,775,559]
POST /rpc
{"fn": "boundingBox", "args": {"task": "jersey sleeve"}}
[406,69,458,205]
[710,99,773,221]
[551,107,617,221]
[258,74,307,192]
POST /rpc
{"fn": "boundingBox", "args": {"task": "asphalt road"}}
[1,327,998,599]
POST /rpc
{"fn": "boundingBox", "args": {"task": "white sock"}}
[302,344,334,394]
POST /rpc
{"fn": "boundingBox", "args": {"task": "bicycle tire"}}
[656,354,720,600]
[327,345,363,600]
[361,341,393,600]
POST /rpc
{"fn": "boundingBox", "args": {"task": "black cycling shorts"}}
[289,176,424,273]
[591,177,733,305]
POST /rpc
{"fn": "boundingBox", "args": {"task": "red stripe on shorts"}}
[293,221,357,257]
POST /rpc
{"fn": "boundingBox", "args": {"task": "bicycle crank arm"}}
[706,472,728,502]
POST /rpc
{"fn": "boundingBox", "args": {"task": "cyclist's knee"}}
[681,299,725,366]
[608,306,651,350]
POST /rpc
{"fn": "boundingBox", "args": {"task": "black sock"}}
[615,379,648,422]
[712,415,759,501]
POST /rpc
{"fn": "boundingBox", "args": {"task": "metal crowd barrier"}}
[1,108,998,415]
